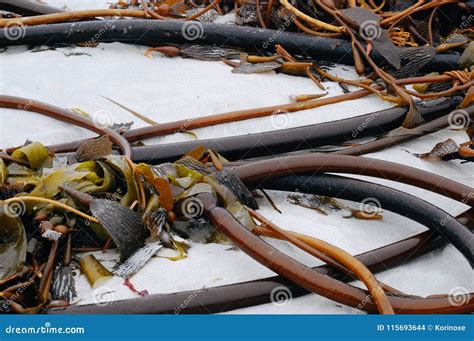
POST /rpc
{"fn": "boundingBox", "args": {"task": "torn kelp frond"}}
[113,242,163,279]
[90,199,146,262]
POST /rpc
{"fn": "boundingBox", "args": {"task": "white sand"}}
[0,0,472,313]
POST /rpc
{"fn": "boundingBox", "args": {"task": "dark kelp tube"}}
[131,97,461,163]
[259,174,473,266]
[17,96,466,163]
[232,154,474,264]
[232,154,474,207]
[0,95,132,158]
[0,20,459,72]
[334,104,474,156]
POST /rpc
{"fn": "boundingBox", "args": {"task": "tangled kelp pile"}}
[0,140,263,313]
[0,0,473,315]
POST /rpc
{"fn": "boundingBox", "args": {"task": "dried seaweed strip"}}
[74,136,113,162]
[181,45,241,61]
[232,61,281,74]
[287,193,343,215]
[52,264,77,302]
[175,156,212,174]
[339,7,381,27]
[113,242,162,278]
[236,3,258,26]
[413,138,460,160]
[215,169,258,209]
[186,7,219,22]
[371,31,402,69]
[90,199,146,262]
[144,208,168,240]
[393,46,437,79]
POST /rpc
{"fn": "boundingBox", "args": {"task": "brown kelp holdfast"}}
[46,172,474,314]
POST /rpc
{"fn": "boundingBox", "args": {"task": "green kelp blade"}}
[0,208,27,280]
[105,155,139,207]
[79,254,112,288]
[164,233,190,261]
[72,161,114,194]
[29,161,112,198]
[6,163,40,188]
[0,159,7,183]
[11,142,51,170]
[459,41,474,69]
